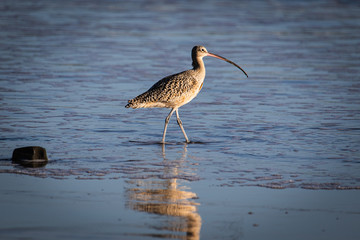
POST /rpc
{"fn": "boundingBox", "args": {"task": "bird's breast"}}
[172,78,204,108]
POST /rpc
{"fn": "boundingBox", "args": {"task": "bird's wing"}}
[144,70,198,102]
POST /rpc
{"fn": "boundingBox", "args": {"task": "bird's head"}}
[191,45,248,77]
[192,45,209,59]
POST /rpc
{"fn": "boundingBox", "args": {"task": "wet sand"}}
[1,173,359,240]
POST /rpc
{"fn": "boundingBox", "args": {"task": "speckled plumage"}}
[125,70,203,109]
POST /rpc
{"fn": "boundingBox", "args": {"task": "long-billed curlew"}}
[125,45,248,143]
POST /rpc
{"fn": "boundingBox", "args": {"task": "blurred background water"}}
[1,0,360,239]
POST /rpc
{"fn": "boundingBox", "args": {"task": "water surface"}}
[1,0,360,239]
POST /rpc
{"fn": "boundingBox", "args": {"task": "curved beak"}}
[207,52,248,78]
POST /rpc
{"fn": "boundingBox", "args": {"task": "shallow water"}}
[1,0,360,239]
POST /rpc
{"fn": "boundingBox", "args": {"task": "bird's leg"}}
[162,108,176,143]
[175,109,190,143]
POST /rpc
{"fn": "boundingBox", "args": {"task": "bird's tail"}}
[125,99,135,108]
[126,91,156,109]
[125,98,144,109]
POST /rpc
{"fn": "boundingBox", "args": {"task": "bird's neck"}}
[192,57,206,75]
[192,58,206,82]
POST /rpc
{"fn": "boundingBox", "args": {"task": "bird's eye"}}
[201,49,205,52]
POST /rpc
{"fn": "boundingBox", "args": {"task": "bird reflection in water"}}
[126,144,201,240]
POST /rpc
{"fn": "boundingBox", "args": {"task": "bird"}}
[125,45,248,143]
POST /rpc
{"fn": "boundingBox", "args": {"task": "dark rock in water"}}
[12,146,48,168]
